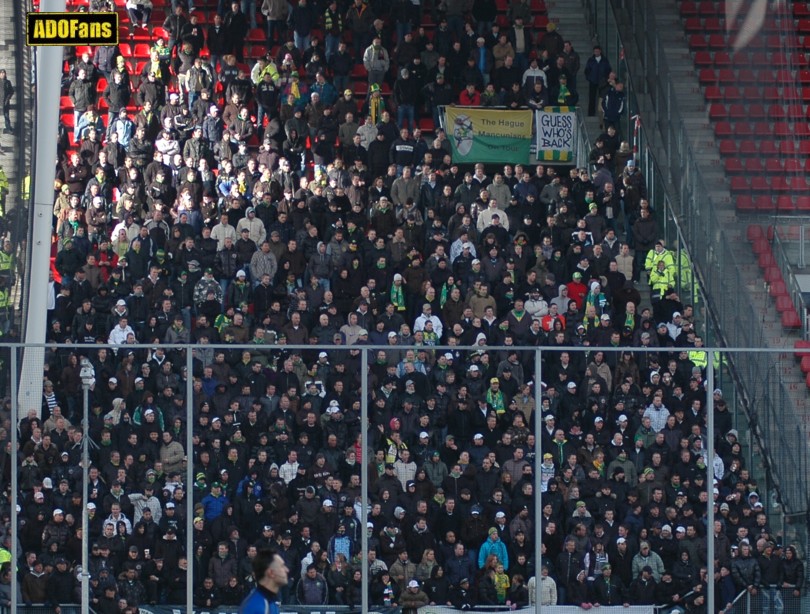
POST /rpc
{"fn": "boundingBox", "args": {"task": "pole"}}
[706,359,716,614]
[19,0,65,413]
[10,349,17,614]
[360,350,369,614]
[533,348,543,614]
[186,350,194,614]
[81,381,90,614]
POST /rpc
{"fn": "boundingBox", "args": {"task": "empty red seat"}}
[764,266,781,284]
[752,237,770,255]
[709,103,727,120]
[737,196,756,212]
[714,121,732,138]
[744,158,764,173]
[771,176,791,192]
[747,224,764,241]
[684,17,702,33]
[776,295,793,313]
[708,34,726,49]
[689,34,709,50]
[776,195,794,211]
[694,51,712,66]
[729,177,749,193]
[755,196,775,211]
[795,339,810,359]
[764,158,783,173]
[796,196,810,211]
[681,0,699,17]
[750,177,770,192]
[759,140,779,157]
[769,279,787,298]
[699,68,718,85]
[759,251,776,269]
[704,17,723,32]
[719,140,737,156]
[724,158,744,174]
[718,68,736,84]
[704,85,722,101]
[782,309,802,329]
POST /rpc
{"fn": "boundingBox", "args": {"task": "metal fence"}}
[3,342,810,613]
[581,0,810,543]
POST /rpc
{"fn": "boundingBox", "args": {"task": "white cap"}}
[87,503,96,510]
[469,365,479,372]
[53,508,64,516]
[676,526,686,533]
[419,431,429,439]
[474,433,484,440]
[616,537,626,544]
[236,270,246,278]
[408,580,419,588]
[495,511,506,518]
[394,273,403,281]
[661,524,672,533]
[444,352,454,360]
[618,414,628,422]
[323,499,334,507]
[319,351,328,358]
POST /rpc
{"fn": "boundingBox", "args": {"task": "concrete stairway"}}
[544,0,602,142]
[545,1,810,415]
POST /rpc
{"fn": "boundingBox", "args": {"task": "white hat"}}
[53,508,64,516]
[393,273,403,281]
[42,478,53,489]
[567,382,577,389]
[661,524,672,533]
[676,526,686,533]
[444,352,454,360]
[408,580,419,588]
[323,499,334,507]
[616,537,626,544]
[495,511,506,519]
[419,431,429,439]
[236,270,246,278]
[318,351,328,358]
[617,414,628,422]
[473,433,484,440]
[469,365,479,372]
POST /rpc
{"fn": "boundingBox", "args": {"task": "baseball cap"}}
[408,580,419,588]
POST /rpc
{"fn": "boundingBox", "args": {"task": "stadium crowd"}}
[2,0,805,611]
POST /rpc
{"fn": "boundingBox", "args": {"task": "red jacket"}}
[459,90,481,106]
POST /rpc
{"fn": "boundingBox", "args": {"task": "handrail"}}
[773,228,809,339]
[581,0,810,519]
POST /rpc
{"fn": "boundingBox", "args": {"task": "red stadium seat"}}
[769,279,787,298]
[782,309,802,329]
[747,224,764,241]
[775,295,793,313]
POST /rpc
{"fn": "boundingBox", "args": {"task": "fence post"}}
[186,349,194,614]
[707,359,716,613]
[361,350,369,614]
[533,348,543,613]
[9,349,17,614]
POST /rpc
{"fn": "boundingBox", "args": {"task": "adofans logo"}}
[27,12,118,46]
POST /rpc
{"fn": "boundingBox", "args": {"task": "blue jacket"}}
[239,585,280,614]
[478,535,509,569]
[201,492,229,521]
